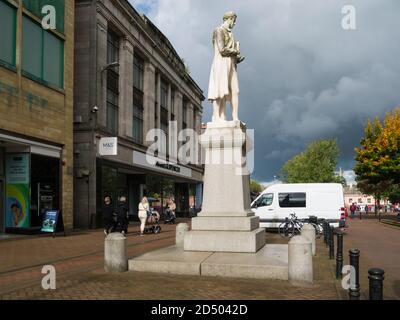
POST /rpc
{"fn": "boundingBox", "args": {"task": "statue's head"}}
[223,11,237,28]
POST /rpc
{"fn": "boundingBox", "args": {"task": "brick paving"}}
[339,217,400,300]
[0,220,341,300]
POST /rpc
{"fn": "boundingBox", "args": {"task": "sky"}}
[129,0,400,183]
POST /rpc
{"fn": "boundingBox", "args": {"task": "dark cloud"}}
[132,0,400,182]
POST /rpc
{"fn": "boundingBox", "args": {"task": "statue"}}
[208,11,245,123]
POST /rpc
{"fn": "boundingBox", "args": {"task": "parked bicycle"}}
[278,213,324,238]
[278,213,303,238]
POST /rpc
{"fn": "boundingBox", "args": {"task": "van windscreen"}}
[278,193,306,208]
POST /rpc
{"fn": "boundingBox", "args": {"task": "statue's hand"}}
[237,55,245,64]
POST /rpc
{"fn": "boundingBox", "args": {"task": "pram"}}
[144,209,161,234]
[164,207,176,224]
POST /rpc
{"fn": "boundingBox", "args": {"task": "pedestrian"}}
[138,196,149,236]
[102,195,114,236]
[116,196,129,235]
[350,203,356,219]
[365,205,369,215]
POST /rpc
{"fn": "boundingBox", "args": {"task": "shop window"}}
[22,15,64,88]
[0,0,16,68]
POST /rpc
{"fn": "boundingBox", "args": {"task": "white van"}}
[251,183,345,228]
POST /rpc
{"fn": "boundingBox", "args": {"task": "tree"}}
[279,139,342,183]
[354,108,400,214]
[250,179,263,194]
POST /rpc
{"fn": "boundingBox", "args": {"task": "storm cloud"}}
[130,0,400,182]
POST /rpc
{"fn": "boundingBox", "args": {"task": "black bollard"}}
[368,268,385,300]
[329,226,335,260]
[325,222,330,248]
[349,249,361,300]
[336,231,343,279]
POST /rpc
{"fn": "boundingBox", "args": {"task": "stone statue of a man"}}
[208,11,245,123]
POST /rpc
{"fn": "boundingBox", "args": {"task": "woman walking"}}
[138,197,149,236]
[102,195,114,236]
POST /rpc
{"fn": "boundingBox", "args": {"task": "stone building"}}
[0,0,74,234]
[74,0,204,228]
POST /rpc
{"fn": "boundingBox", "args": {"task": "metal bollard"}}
[349,249,361,300]
[368,268,385,300]
[325,222,330,248]
[329,226,335,260]
[336,231,344,279]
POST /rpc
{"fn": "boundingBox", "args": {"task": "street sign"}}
[99,137,118,156]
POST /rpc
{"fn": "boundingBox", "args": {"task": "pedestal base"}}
[184,228,266,253]
[128,244,288,280]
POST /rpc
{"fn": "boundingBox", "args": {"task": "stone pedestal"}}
[184,121,265,253]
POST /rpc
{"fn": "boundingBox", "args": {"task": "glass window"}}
[133,55,144,91]
[107,29,119,64]
[279,193,306,208]
[133,89,143,144]
[23,0,65,33]
[182,98,188,130]
[170,89,175,121]
[43,31,64,88]
[253,193,273,208]
[367,198,371,204]
[0,0,16,67]
[160,79,168,110]
[22,15,64,88]
[22,16,42,79]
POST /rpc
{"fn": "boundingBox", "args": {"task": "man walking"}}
[350,203,357,219]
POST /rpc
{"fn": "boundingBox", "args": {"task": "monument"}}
[184,11,265,253]
[129,12,312,283]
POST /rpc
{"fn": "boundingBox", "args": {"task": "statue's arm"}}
[215,28,238,57]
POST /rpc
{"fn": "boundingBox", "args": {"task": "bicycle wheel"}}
[278,222,288,238]
[314,223,323,239]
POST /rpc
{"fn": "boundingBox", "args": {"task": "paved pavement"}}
[341,217,400,300]
[0,220,340,300]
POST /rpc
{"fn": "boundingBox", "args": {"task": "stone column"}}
[119,38,134,138]
[184,122,265,253]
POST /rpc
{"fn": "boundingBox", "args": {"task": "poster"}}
[5,153,30,228]
[41,210,59,233]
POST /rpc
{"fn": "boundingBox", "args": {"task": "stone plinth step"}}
[201,245,288,280]
[128,245,289,281]
[191,216,260,231]
[184,228,266,253]
[128,246,213,275]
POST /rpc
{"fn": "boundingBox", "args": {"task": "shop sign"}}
[99,137,118,156]
[5,153,30,228]
[41,210,59,233]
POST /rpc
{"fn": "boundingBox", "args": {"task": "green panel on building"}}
[22,0,64,33]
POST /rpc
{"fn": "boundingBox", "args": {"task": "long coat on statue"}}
[208,26,239,102]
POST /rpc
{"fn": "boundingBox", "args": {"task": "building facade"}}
[74,0,204,228]
[0,0,74,233]
[343,185,389,209]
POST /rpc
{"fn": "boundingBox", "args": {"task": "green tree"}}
[250,179,263,194]
[354,109,400,211]
[279,139,341,183]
